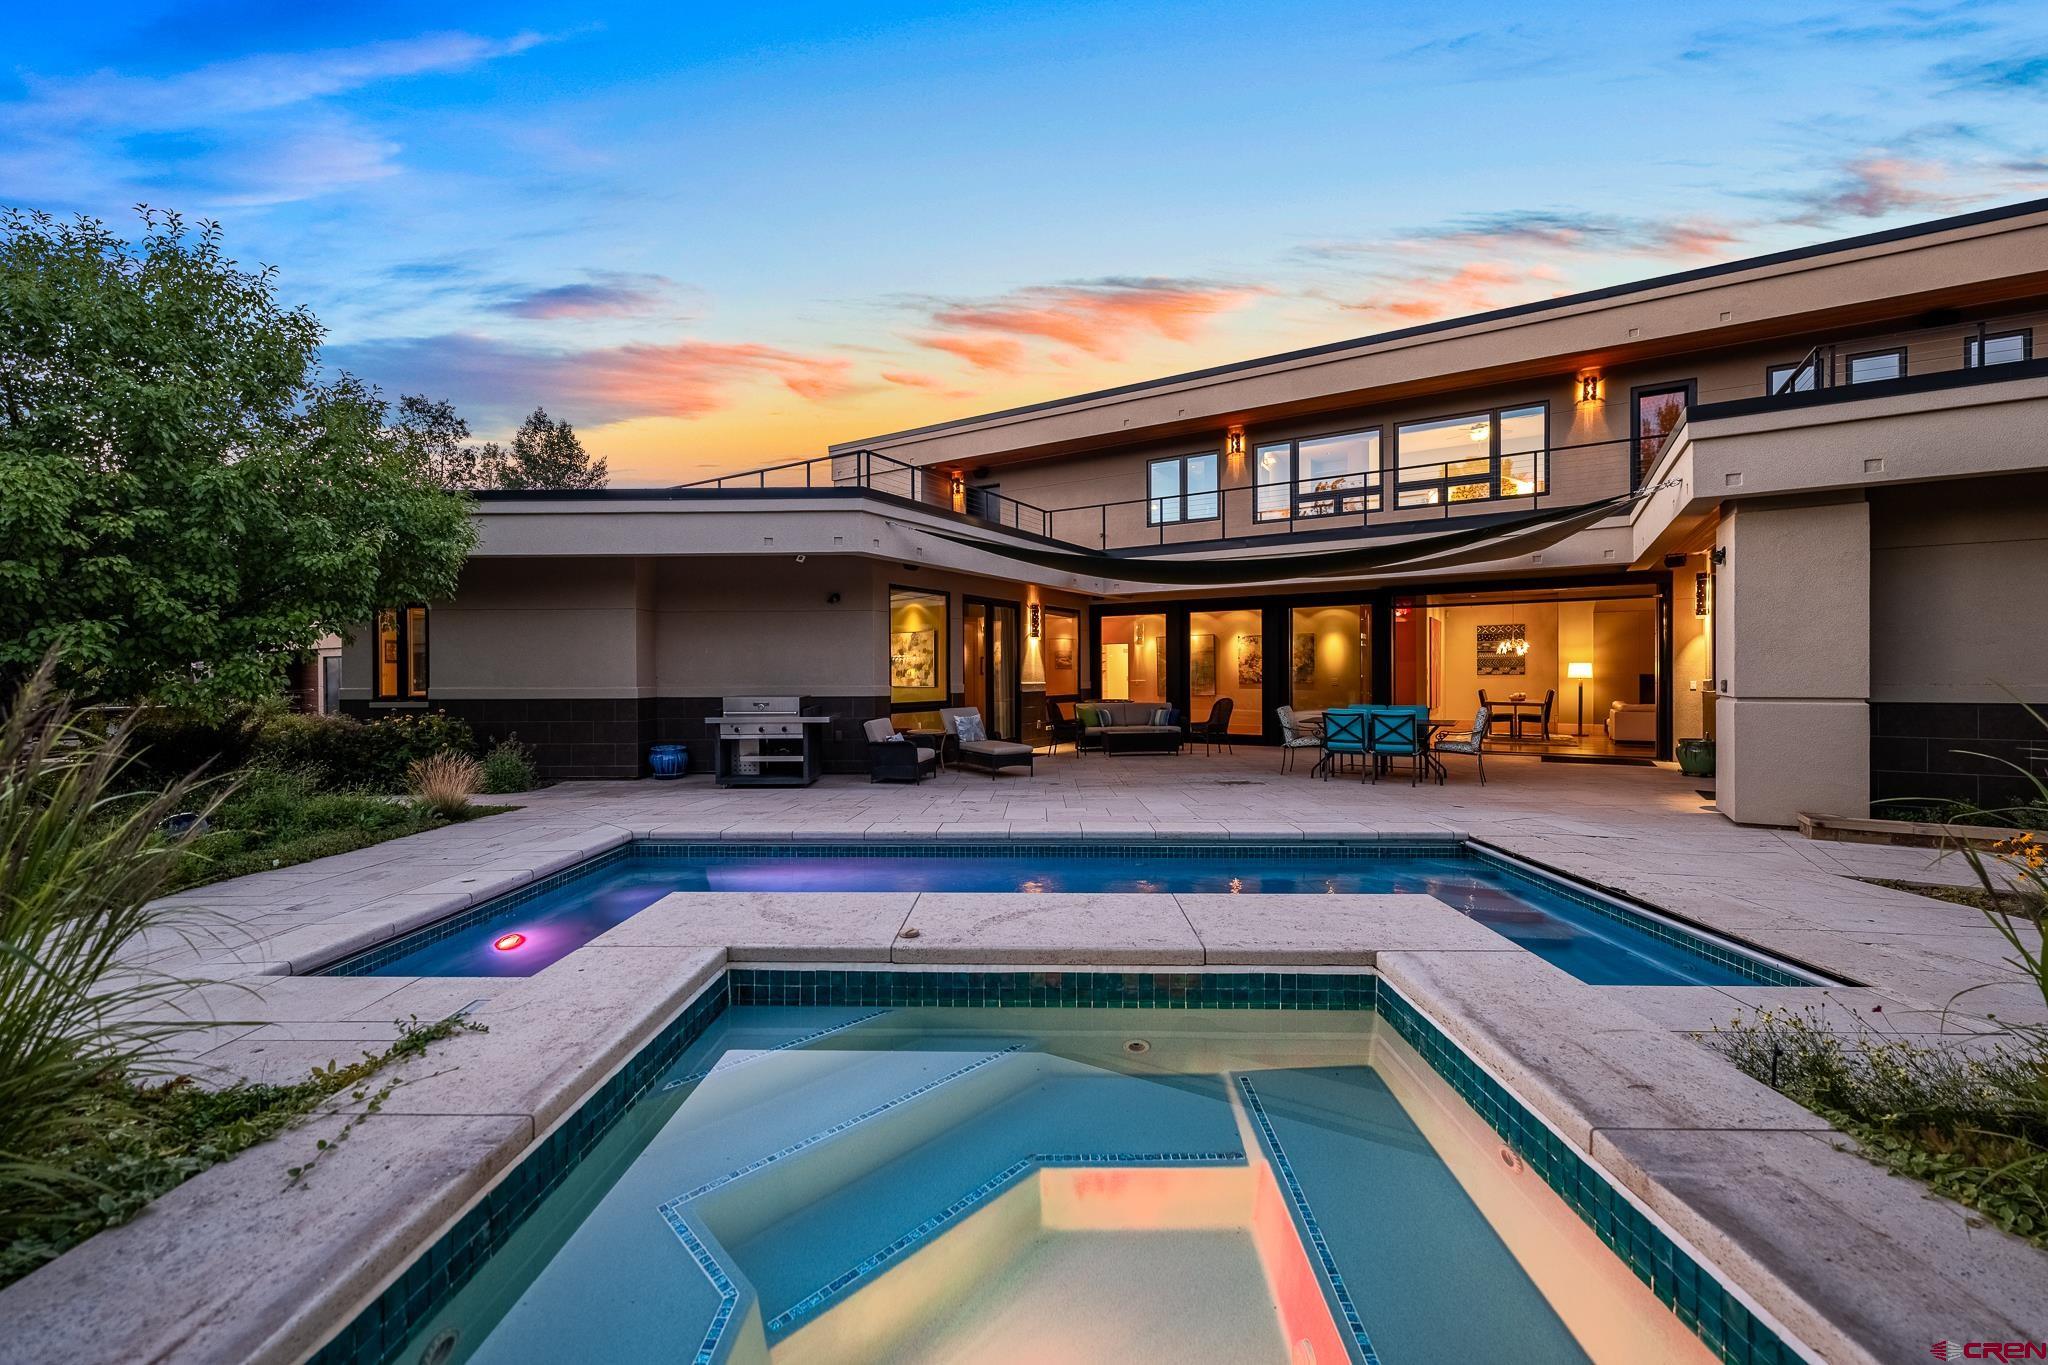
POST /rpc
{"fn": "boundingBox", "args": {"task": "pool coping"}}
[3,925,2039,1365]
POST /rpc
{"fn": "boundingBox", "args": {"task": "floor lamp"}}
[1567,661,1593,739]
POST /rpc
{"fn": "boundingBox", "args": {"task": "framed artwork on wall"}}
[1236,634,1263,686]
[1292,633,1315,685]
[890,629,937,689]
[1190,633,1217,695]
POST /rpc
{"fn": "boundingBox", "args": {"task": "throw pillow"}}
[952,713,986,743]
[1151,708,1174,727]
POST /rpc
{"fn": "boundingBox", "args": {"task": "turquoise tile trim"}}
[659,1010,889,1093]
[311,968,1804,1365]
[1372,982,1801,1365]
[307,972,730,1365]
[728,967,1375,1010]
[1237,1076,1381,1365]
[763,1150,1246,1339]
[655,1206,740,1365]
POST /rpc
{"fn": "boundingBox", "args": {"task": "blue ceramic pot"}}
[648,743,688,779]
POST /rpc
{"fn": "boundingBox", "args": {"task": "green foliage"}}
[407,752,480,821]
[0,208,476,712]
[497,405,606,489]
[247,708,475,790]
[389,393,505,491]
[0,658,224,1261]
[166,766,513,892]
[1708,1007,2047,1243]
[479,734,539,794]
[0,1013,484,1287]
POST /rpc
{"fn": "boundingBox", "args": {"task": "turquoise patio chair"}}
[1365,708,1424,786]
[1318,707,1368,780]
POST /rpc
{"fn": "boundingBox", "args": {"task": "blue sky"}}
[7,1,2048,482]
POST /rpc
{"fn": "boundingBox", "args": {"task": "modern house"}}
[340,198,2048,826]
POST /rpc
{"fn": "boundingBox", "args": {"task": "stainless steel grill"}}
[707,695,832,787]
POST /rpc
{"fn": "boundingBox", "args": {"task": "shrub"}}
[0,658,224,1255]
[250,709,475,790]
[408,752,480,820]
[479,734,539,794]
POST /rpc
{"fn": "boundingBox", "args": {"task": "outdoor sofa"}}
[1074,701,1184,755]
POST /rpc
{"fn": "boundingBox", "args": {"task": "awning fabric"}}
[916,488,1644,588]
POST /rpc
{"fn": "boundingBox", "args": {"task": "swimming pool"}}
[314,972,1801,1365]
[323,840,1822,988]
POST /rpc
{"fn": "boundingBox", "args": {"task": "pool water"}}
[332,842,1812,988]
[392,1007,1716,1365]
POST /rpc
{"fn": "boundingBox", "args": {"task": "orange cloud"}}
[331,332,859,425]
[1358,261,1564,322]
[1781,156,1959,224]
[915,332,1028,373]
[916,276,1261,370]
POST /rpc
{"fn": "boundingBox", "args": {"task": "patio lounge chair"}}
[1275,705,1321,773]
[1433,704,1491,785]
[1193,697,1235,755]
[864,717,937,784]
[938,707,1035,776]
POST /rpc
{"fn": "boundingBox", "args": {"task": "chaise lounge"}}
[938,707,1037,776]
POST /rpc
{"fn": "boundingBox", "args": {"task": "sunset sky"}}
[9,1,2048,484]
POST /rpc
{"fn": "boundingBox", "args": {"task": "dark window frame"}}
[1392,401,1549,510]
[1145,451,1220,526]
[1845,347,1907,384]
[1765,359,1819,396]
[1964,328,2033,367]
[372,606,430,701]
[1253,426,1386,521]
[1627,380,1695,490]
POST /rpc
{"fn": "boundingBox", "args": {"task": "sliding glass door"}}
[963,598,1021,740]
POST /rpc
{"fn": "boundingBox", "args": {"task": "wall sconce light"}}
[1578,373,1601,404]
[1694,572,1711,617]
[1029,603,1042,638]
[1226,428,1245,457]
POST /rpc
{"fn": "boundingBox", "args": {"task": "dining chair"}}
[1275,705,1321,774]
[1434,704,1492,785]
[1366,709,1423,786]
[1319,708,1367,780]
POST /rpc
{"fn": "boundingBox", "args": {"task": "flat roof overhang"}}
[831,199,2048,472]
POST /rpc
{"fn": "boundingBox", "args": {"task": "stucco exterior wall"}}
[1715,495,1871,824]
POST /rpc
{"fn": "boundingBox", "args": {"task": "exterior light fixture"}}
[1029,603,1042,638]
[1695,572,1711,617]
[493,932,527,952]
[1579,374,1601,403]
[1226,428,1245,457]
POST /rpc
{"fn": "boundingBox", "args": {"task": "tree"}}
[389,393,506,490]
[497,406,607,490]
[0,208,476,712]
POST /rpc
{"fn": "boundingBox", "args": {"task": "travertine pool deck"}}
[4,751,2044,1363]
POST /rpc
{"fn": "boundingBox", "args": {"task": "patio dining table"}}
[1300,709,1459,781]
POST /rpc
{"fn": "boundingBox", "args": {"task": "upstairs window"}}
[1965,329,2032,367]
[1146,452,1218,524]
[1631,383,1691,485]
[1766,361,1818,395]
[374,607,429,700]
[1394,403,1547,508]
[1846,348,1905,384]
[1253,429,1382,520]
